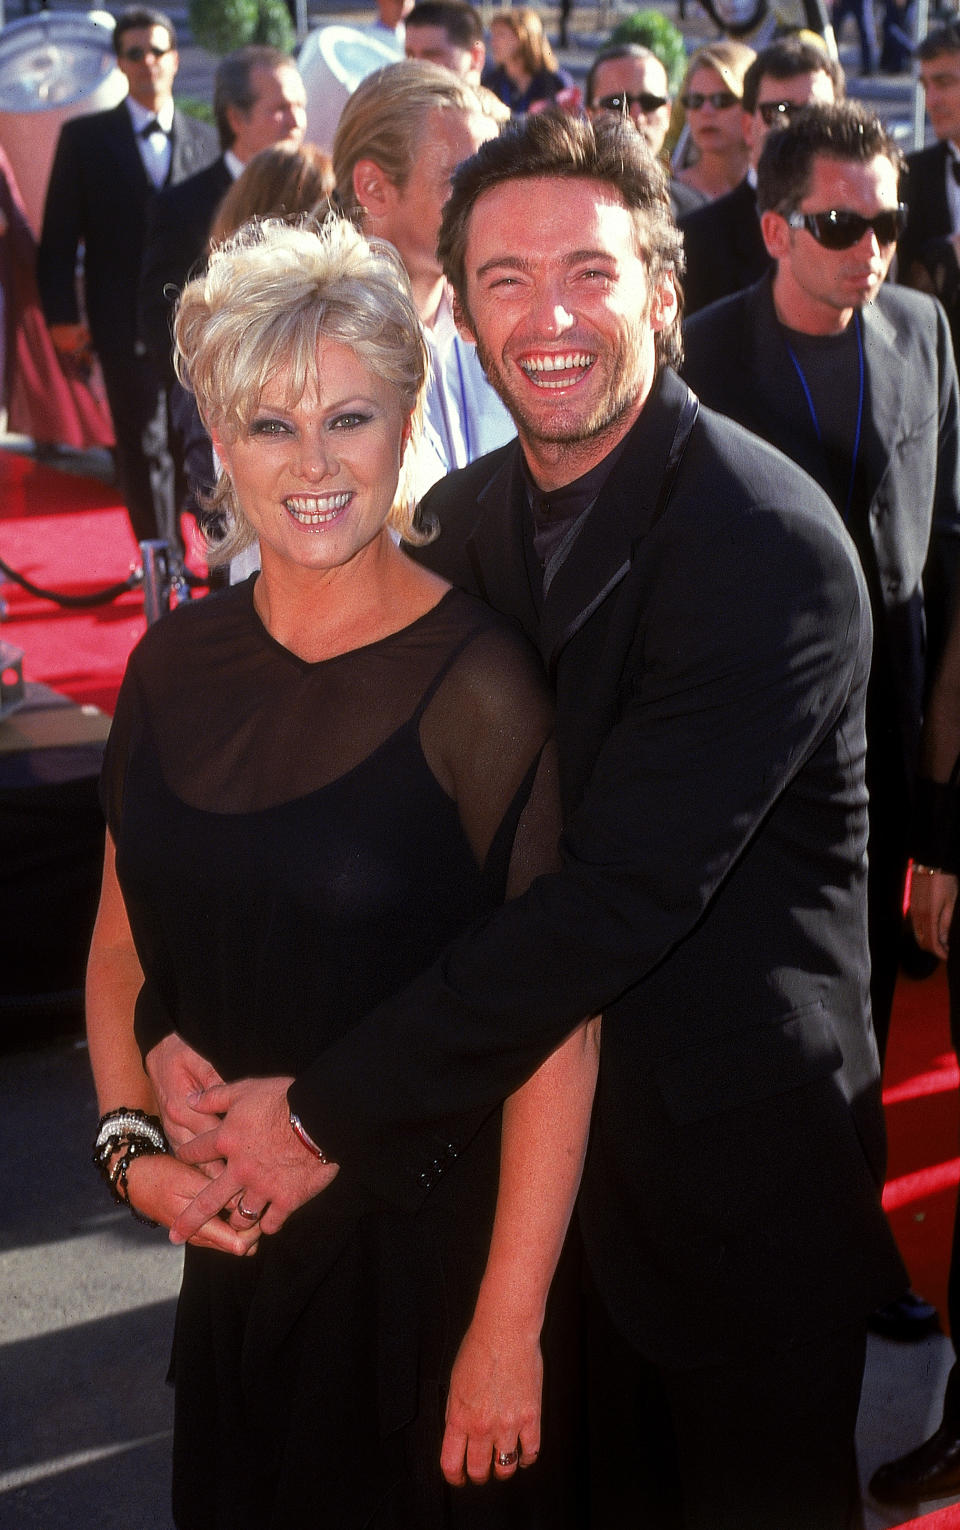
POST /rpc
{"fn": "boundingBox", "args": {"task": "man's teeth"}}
[520,353,593,387]
[285,493,351,523]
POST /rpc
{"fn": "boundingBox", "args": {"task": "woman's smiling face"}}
[211,340,411,581]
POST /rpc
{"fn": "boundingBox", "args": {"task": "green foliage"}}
[176,95,216,124]
[607,9,688,92]
[188,0,295,56]
[188,0,258,54]
[253,0,296,51]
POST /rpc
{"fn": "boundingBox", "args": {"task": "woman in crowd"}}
[675,40,754,203]
[482,8,573,113]
[208,140,334,244]
[85,216,597,1529]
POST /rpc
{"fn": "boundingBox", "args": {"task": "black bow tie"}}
[140,119,170,138]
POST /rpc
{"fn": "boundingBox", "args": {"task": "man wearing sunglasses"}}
[684,100,960,1115]
[37,7,218,549]
[585,44,702,220]
[682,37,843,315]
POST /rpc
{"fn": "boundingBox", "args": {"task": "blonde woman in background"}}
[676,40,755,203]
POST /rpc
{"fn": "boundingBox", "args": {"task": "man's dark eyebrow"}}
[475,249,619,279]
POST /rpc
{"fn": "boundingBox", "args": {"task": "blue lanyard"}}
[784,310,864,523]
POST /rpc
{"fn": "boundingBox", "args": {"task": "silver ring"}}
[495,1449,519,1468]
[237,1200,261,1222]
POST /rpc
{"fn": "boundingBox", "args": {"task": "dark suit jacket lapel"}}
[857,297,901,514]
[734,277,836,493]
[169,109,204,184]
[540,370,698,675]
[730,178,768,282]
[464,447,541,648]
[107,101,153,194]
[915,142,951,245]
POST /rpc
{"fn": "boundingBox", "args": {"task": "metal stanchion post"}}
[139,540,172,626]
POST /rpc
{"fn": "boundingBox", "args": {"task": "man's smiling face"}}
[457,174,676,485]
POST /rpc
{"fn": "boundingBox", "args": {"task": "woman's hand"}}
[910,869,958,960]
[124,1153,261,1257]
[440,1311,542,1486]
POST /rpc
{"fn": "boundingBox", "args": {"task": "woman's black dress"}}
[100,579,575,1530]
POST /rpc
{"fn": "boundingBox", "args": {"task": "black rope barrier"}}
[0,554,141,609]
[0,555,210,611]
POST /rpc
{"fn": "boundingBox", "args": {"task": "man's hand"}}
[145,1033,225,1153]
[169,1076,338,1244]
[49,322,92,363]
[910,869,959,961]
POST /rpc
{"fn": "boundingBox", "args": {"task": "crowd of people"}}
[45,0,960,1524]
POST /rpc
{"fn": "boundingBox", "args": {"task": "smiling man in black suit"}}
[154,110,905,1529]
[37,7,217,547]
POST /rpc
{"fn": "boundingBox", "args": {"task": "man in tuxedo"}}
[161,111,905,1528]
[683,101,960,1091]
[37,7,217,546]
[139,44,306,384]
[404,0,486,85]
[585,43,701,220]
[898,23,960,283]
[681,37,842,315]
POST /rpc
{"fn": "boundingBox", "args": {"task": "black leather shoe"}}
[867,1290,941,1341]
[870,1422,960,1505]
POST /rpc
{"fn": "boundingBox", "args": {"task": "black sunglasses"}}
[121,44,172,61]
[595,90,669,114]
[681,90,739,110]
[757,99,793,126]
[786,205,907,250]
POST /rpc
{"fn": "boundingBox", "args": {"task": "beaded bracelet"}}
[93,1107,169,1227]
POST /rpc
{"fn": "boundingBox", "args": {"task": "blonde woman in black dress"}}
[86,216,597,1530]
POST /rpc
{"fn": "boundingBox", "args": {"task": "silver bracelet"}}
[94,1107,167,1154]
[289,1110,329,1163]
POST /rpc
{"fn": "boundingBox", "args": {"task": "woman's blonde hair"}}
[208,143,335,246]
[682,39,755,99]
[490,7,558,76]
[174,216,430,563]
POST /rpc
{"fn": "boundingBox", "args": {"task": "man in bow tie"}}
[37,7,218,547]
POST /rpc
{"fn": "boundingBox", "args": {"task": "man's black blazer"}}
[682,275,960,780]
[37,100,217,361]
[898,141,954,283]
[288,368,905,1369]
[679,176,771,316]
[139,155,233,381]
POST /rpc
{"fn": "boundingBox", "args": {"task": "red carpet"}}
[884,964,959,1335]
[0,447,209,714]
[0,449,145,713]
